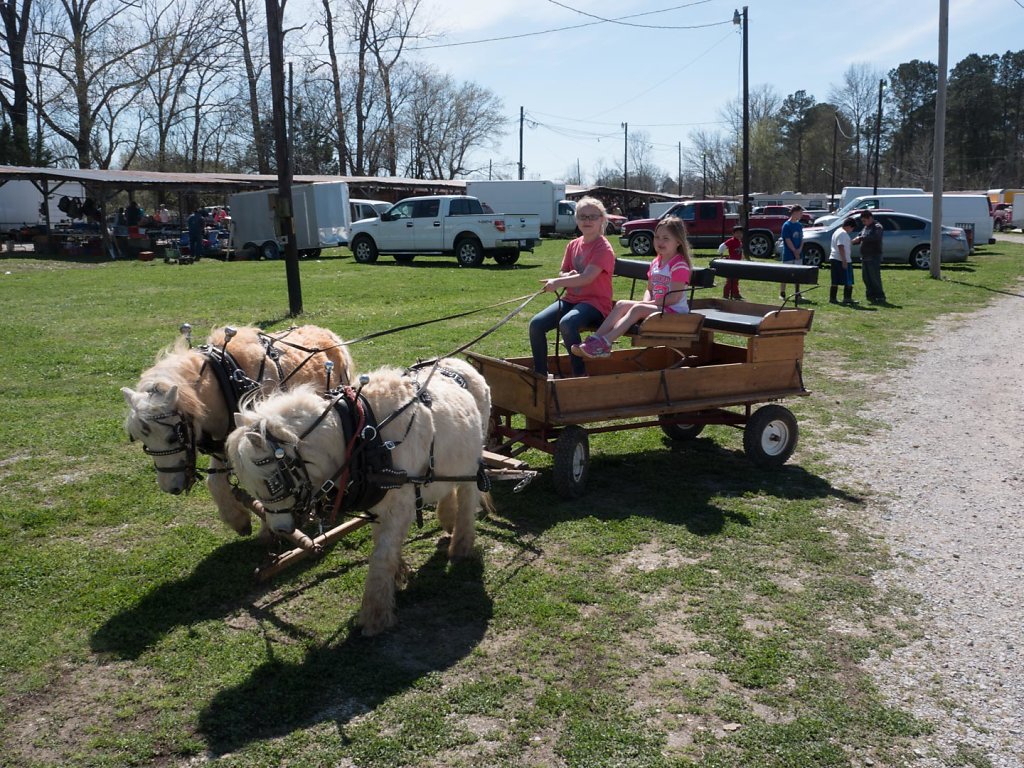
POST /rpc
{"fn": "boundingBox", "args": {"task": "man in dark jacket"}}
[852,210,886,304]
[187,209,205,258]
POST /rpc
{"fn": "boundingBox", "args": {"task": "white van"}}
[818,193,993,248]
[837,186,924,209]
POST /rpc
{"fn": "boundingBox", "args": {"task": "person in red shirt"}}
[717,225,748,299]
[529,197,615,377]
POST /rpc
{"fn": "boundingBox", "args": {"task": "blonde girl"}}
[574,215,692,359]
[529,196,616,376]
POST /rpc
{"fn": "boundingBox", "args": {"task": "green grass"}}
[1,239,1021,766]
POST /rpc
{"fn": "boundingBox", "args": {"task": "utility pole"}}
[930,0,949,280]
[265,0,301,316]
[734,7,749,231]
[621,122,628,215]
[702,153,708,198]
[873,79,883,194]
[677,142,682,196]
[830,113,839,209]
[518,107,524,180]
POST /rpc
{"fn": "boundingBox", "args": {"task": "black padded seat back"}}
[613,258,650,281]
[709,258,819,285]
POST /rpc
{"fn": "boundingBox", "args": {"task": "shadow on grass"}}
[486,431,862,542]
[196,551,491,755]
[943,276,1024,299]
[88,537,338,660]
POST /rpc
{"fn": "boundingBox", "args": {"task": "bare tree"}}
[401,66,504,179]
[0,0,34,163]
[30,0,156,168]
[829,63,880,185]
[226,0,270,173]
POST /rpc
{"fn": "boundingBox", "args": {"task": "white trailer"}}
[464,180,576,235]
[0,179,87,236]
[228,181,351,259]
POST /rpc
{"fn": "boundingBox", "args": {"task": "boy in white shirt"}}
[829,218,857,305]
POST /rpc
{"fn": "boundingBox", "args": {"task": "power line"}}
[406,1,729,51]
[585,27,736,119]
[544,0,732,30]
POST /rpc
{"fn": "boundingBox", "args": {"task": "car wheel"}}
[494,251,520,266]
[393,254,415,263]
[261,241,280,260]
[743,404,798,467]
[910,244,931,270]
[801,243,824,268]
[628,232,654,256]
[658,413,706,441]
[746,232,773,258]
[455,237,484,267]
[352,235,378,264]
[552,425,589,499]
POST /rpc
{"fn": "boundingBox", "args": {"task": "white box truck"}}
[464,180,576,236]
[0,179,86,236]
[229,180,351,259]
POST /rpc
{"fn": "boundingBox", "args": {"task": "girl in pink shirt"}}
[529,197,616,377]
[574,216,692,359]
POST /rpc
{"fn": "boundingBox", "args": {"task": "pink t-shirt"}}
[647,253,691,314]
[560,236,615,316]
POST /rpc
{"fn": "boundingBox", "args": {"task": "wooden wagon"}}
[469,258,821,498]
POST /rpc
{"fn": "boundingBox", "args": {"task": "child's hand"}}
[540,278,559,292]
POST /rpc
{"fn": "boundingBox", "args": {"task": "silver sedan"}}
[774,212,970,269]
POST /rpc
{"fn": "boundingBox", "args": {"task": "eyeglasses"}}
[576,213,602,222]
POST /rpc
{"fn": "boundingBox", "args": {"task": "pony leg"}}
[436,489,457,534]
[446,483,479,562]
[207,459,262,538]
[359,491,416,636]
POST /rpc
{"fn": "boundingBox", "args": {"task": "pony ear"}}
[121,386,137,406]
[162,384,179,407]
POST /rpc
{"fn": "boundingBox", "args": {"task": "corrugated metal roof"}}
[0,165,468,193]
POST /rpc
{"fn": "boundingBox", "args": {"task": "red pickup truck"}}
[619,200,788,258]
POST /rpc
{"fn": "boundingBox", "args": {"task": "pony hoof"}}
[435,535,452,551]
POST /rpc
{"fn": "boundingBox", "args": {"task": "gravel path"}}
[855,270,1024,767]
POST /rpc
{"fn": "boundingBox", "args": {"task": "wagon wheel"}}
[658,413,706,441]
[552,425,589,499]
[743,404,798,468]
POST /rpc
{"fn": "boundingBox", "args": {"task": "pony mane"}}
[135,337,209,422]
[227,384,336,494]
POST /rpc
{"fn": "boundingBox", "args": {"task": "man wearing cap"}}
[852,210,886,304]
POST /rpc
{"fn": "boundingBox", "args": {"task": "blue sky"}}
[398,0,1024,183]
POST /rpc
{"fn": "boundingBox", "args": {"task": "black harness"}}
[195,343,262,453]
[253,366,491,534]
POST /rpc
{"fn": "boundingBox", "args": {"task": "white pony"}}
[225,357,492,636]
[122,325,353,539]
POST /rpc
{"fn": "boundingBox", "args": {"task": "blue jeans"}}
[529,299,605,376]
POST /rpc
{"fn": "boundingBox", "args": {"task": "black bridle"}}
[136,409,200,491]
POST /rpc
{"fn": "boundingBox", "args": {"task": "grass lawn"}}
[1,238,1021,767]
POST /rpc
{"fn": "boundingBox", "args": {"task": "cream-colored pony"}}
[225,357,492,635]
[122,325,353,538]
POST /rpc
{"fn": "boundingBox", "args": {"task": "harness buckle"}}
[320,479,336,496]
[361,424,378,442]
[383,440,396,451]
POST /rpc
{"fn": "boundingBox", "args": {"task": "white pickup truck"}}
[347,195,540,267]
